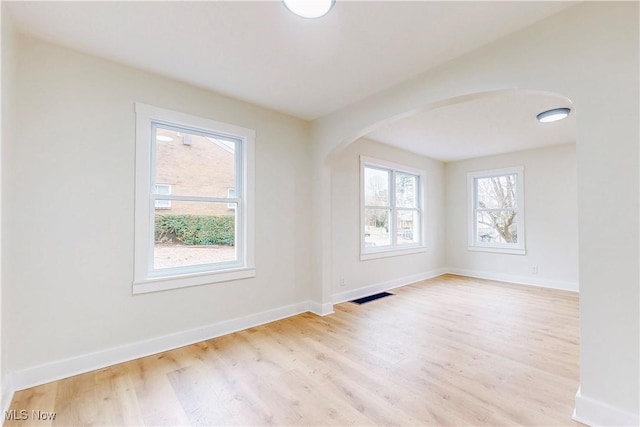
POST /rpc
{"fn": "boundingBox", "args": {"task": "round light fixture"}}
[537,108,571,123]
[283,0,335,18]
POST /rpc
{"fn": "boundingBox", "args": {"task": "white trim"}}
[360,245,427,261]
[573,386,640,426]
[360,155,427,258]
[332,268,448,304]
[133,103,255,293]
[4,271,581,401]
[8,301,311,394]
[132,267,256,294]
[466,245,526,255]
[467,166,526,254]
[447,267,578,292]
[2,375,14,418]
[308,301,335,316]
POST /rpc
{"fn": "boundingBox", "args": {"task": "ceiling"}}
[5,1,578,161]
[366,90,576,162]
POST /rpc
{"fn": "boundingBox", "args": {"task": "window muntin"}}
[361,158,425,258]
[154,184,172,209]
[468,167,525,254]
[134,103,255,293]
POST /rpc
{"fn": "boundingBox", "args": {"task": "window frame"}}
[467,166,526,255]
[153,184,172,209]
[227,187,236,210]
[360,156,427,261]
[133,103,255,294]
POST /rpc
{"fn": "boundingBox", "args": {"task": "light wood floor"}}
[5,274,581,426]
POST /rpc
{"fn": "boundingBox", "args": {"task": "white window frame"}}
[360,156,427,261]
[227,187,236,210]
[133,103,255,294]
[467,166,526,255]
[154,184,172,209]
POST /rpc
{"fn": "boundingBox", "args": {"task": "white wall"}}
[3,35,312,384]
[312,3,638,425]
[445,144,578,291]
[2,3,639,425]
[330,138,445,301]
[0,7,18,411]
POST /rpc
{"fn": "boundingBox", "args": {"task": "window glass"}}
[361,160,425,257]
[468,167,525,254]
[154,201,237,270]
[395,173,417,208]
[364,167,390,207]
[154,126,237,198]
[364,208,391,247]
[476,174,516,209]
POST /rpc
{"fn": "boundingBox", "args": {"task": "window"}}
[468,166,525,254]
[134,103,255,294]
[154,184,172,209]
[361,156,426,260]
[227,187,236,210]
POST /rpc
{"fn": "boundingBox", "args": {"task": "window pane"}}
[397,209,419,245]
[154,201,236,270]
[396,173,417,208]
[476,210,518,244]
[364,167,390,207]
[476,174,517,209]
[154,126,237,198]
[364,209,390,247]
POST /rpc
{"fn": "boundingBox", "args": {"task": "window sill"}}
[133,267,256,294]
[361,246,427,261]
[467,245,526,255]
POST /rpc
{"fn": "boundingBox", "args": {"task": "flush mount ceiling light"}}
[537,108,571,123]
[156,135,174,142]
[283,0,335,18]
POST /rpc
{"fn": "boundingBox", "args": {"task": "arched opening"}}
[326,88,578,300]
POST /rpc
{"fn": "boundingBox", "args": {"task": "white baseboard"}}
[1,268,578,409]
[573,386,640,426]
[9,300,311,395]
[332,268,448,304]
[308,301,335,316]
[446,267,579,292]
[2,374,14,417]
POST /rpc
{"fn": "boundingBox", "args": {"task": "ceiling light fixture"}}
[536,108,571,123]
[283,0,335,18]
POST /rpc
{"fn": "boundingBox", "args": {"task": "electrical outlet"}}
[340,277,346,287]
[532,266,538,274]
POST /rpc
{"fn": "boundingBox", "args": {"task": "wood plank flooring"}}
[5,274,581,426]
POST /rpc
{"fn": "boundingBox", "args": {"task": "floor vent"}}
[350,292,394,305]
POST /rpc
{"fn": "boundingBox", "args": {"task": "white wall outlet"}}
[532,266,539,274]
[340,277,346,287]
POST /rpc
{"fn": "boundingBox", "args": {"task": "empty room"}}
[1,1,638,426]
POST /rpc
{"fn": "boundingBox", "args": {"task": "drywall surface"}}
[445,144,578,290]
[313,2,638,422]
[3,35,311,375]
[330,138,445,298]
[1,5,17,411]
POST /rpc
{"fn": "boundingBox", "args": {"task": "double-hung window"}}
[468,166,525,254]
[154,184,171,209]
[361,157,426,260]
[133,103,255,294]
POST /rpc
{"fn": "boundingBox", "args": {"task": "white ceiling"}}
[366,90,576,162]
[5,1,575,121]
[5,1,578,161]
